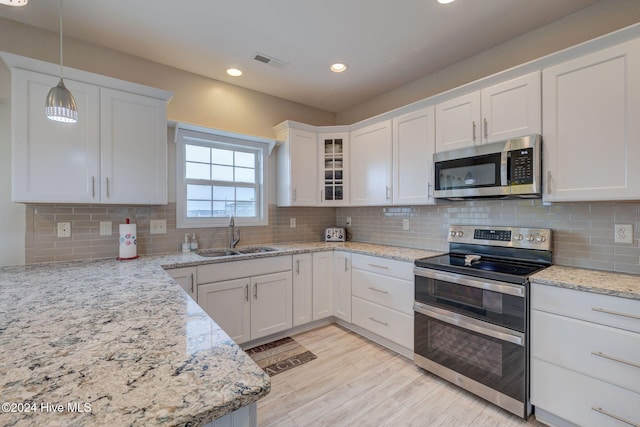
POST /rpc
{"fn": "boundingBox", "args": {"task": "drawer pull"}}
[591,351,640,369]
[368,263,389,270]
[368,286,389,294]
[368,317,388,327]
[592,307,640,320]
[591,406,639,427]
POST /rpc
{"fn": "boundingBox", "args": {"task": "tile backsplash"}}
[25,203,337,264]
[25,199,640,275]
[337,200,640,275]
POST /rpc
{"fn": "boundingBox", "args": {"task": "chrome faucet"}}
[228,214,240,249]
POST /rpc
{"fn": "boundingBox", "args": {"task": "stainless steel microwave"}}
[433,135,541,200]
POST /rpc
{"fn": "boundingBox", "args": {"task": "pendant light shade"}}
[46,78,78,123]
[46,0,77,123]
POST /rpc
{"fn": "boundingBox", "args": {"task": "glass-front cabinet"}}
[319,133,349,205]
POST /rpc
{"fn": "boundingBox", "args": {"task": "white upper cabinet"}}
[275,123,318,206]
[318,132,349,206]
[349,120,393,206]
[542,38,640,202]
[100,88,168,204]
[11,69,100,203]
[392,106,436,205]
[7,55,172,205]
[435,72,541,152]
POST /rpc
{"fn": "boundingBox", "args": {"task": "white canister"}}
[118,219,138,260]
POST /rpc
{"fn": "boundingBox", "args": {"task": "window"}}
[176,127,270,228]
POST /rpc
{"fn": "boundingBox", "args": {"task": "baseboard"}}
[240,318,334,350]
[534,408,579,427]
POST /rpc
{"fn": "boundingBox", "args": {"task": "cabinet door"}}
[11,69,100,203]
[292,253,313,327]
[312,251,333,320]
[318,133,349,206]
[481,72,541,143]
[349,121,392,205]
[250,271,293,340]
[276,127,317,206]
[435,92,481,152]
[392,106,436,205]
[333,251,352,322]
[100,88,168,204]
[165,266,197,300]
[198,278,251,344]
[542,38,640,201]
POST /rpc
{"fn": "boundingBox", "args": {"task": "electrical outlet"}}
[100,221,112,236]
[614,224,633,244]
[346,217,352,227]
[150,219,167,234]
[402,219,410,231]
[290,218,296,228]
[57,222,71,238]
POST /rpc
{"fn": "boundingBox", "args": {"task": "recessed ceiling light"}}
[330,63,348,73]
[0,0,28,5]
[437,0,455,4]
[226,68,243,77]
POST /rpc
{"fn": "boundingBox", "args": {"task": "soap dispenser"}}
[190,233,198,251]
[182,233,191,253]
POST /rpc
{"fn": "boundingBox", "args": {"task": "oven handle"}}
[413,302,525,346]
[413,267,525,298]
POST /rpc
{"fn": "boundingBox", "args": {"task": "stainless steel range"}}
[413,225,552,419]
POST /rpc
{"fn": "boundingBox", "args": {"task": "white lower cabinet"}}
[350,253,414,351]
[165,266,197,301]
[293,253,313,327]
[204,402,256,427]
[333,251,352,322]
[531,283,640,427]
[197,256,292,344]
[312,251,333,320]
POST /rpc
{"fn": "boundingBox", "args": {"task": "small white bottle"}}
[182,233,191,253]
[190,233,198,251]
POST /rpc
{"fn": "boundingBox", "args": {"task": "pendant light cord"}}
[58,0,63,80]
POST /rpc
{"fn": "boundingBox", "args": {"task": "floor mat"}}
[245,337,317,376]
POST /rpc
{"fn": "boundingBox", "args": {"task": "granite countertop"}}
[0,241,441,426]
[531,265,640,300]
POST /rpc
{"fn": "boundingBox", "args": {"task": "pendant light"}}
[45,0,77,123]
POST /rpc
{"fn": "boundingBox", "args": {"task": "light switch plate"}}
[150,219,167,234]
[614,224,633,244]
[57,222,71,238]
[290,218,297,228]
[402,219,410,231]
[100,221,112,236]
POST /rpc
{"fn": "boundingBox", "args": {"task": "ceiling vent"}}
[253,52,289,69]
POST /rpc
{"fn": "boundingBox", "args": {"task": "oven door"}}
[433,141,509,199]
[414,302,528,418]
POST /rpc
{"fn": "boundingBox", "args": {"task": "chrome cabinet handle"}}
[472,121,476,142]
[368,263,389,270]
[296,259,300,274]
[91,176,95,198]
[293,188,297,201]
[344,258,348,272]
[245,284,249,302]
[483,118,488,140]
[106,177,110,198]
[591,406,639,427]
[320,189,323,203]
[368,317,388,327]
[253,283,258,300]
[547,171,552,194]
[591,351,640,369]
[368,286,389,295]
[592,307,640,320]
[427,182,432,198]
[385,186,391,200]
[189,273,194,294]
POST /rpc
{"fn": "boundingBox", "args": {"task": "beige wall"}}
[336,0,640,124]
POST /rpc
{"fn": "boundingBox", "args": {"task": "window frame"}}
[176,127,270,228]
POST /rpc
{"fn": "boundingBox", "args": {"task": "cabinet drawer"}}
[532,283,640,333]
[352,269,413,315]
[352,296,413,350]
[532,310,640,393]
[197,255,292,284]
[351,253,413,281]
[532,358,640,427]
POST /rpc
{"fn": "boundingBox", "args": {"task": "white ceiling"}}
[0,0,603,112]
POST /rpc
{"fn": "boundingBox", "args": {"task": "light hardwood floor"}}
[257,324,546,427]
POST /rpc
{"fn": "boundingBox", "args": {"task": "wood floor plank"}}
[257,324,545,426]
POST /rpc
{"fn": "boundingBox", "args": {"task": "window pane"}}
[212,186,235,201]
[236,187,255,201]
[186,145,210,162]
[236,202,256,217]
[212,148,234,166]
[187,184,212,200]
[212,165,234,181]
[186,162,210,180]
[211,201,230,217]
[235,167,255,183]
[187,200,212,217]
[235,151,255,168]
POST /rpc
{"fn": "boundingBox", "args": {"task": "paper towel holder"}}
[117,218,139,261]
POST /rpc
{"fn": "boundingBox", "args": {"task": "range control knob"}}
[450,230,457,237]
[527,235,535,242]
[456,231,464,237]
[514,234,524,241]
[536,235,547,243]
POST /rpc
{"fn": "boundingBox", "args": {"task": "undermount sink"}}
[197,246,278,258]
[236,246,278,254]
